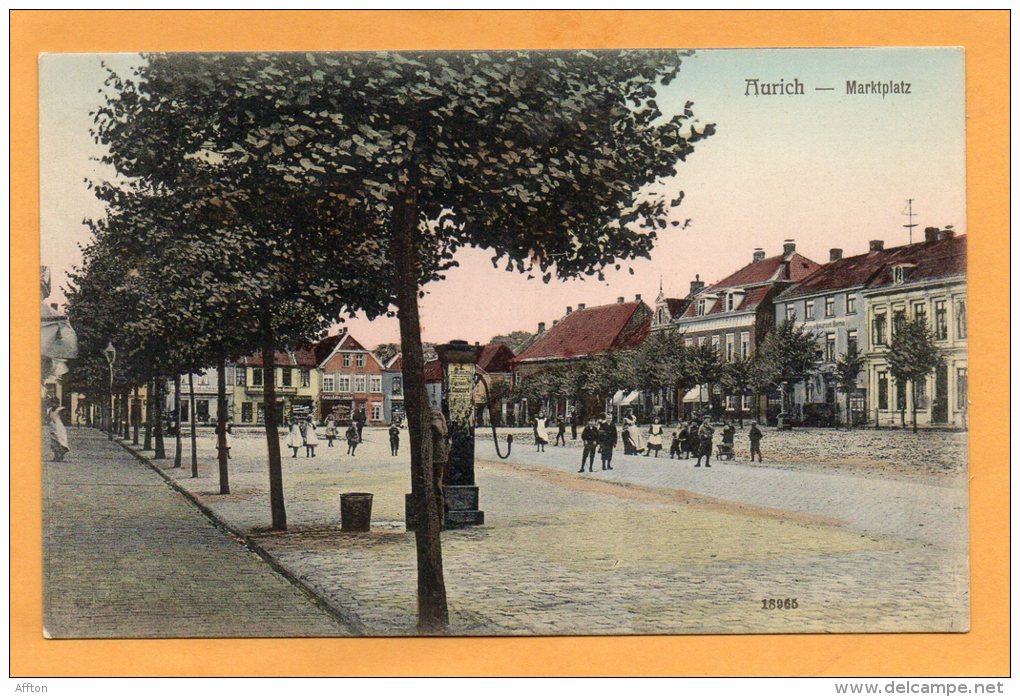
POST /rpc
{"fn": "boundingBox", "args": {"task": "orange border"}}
[11,10,1009,677]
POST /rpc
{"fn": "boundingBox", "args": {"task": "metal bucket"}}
[340,492,373,532]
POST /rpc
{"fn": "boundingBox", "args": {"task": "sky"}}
[40,48,965,350]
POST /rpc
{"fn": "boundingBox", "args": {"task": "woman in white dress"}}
[622,409,645,455]
[534,412,550,452]
[286,419,304,458]
[645,416,664,458]
[304,417,319,458]
[48,405,69,461]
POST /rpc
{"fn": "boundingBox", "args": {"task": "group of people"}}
[286,415,364,458]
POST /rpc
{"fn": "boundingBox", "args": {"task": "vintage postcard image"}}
[40,47,967,637]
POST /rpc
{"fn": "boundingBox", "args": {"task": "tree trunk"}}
[845,389,853,432]
[173,375,182,468]
[216,355,230,495]
[911,380,919,434]
[261,304,287,531]
[132,386,140,444]
[123,388,131,438]
[189,369,198,478]
[143,379,153,450]
[392,173,449,634]
[153,378,166,459]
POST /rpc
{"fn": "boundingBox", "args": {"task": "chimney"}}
[783,239,796,257]
[617,296,625,304]
[924,226,939,243]
[537,322,546,334]
[577,303,586,310]
[566,306,573,315]
[753,248,766,263]
[869,240,885,252]
[634,294,642,302]
[552,320,559,326]
[689,274,705,296]
[829,248,843,262]
[938,229,955,241]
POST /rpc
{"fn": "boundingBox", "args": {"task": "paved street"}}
[105,424,970,637]
[42,428,351,638]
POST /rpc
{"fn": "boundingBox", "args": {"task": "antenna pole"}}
[902,198,918,244]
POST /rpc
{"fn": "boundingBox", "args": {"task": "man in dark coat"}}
[555,416,567,446]
[579,418,599,473]
[749,423,764,462]
[598,417,618,471]
[695,419,714,468]
[354,407,367,442]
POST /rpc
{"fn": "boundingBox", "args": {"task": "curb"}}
[112,438,367,635]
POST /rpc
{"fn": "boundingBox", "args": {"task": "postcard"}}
[39,46,968,639]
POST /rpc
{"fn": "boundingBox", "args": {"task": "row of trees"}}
[64,50,716,632]
[514,317,943,432]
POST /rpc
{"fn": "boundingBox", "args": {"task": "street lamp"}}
[104,342,116,440]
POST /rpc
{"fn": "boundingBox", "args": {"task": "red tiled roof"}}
[477,343,515,373]
[313,334,344,365]
[708,252,820,290]
[338,334,367,352]
[423,359,443,383]
[386,354,403,371]
[678,285,772,320]
[778,234,966,299]
[513,301,650,363]
[664,297,691,317]
[237,349,317,368]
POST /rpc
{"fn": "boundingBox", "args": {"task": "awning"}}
[682,385,709,403]
[612,390,641,406]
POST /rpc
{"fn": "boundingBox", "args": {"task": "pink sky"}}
[41,49,965,353]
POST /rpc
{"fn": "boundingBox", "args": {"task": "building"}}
[863,230,967,428]
[175,367,225,425]
[672,240,821,421]
[512,297,652,422]
[475,342,517,426]
[40,266,77,414]
[382,353,404,425]
[229,348,319,425]
[314,331,386,426]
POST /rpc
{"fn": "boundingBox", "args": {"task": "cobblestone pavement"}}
[142,426,968,636]
[42,428,351,638]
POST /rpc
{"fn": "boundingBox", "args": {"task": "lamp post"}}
[104,342,116,440]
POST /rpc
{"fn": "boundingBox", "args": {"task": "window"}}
[252,368,263,386]
[237,368,247,386]
[356,354,367,368]
[740,332,750,360]
[846,294,857,314]
[241,402,253,423]
[337,375,351,393]
[711,335,721,353]
[956,368,968,410]
[354,375,367,393]
[282,368,293,387]
[877,371,889,410]
[805,301,815,320]
[914,379,928,409]
[725,334,735,362]
[893,266,907,284]
[914,302,927,326]
[892,308,906,334]
[872,311,888,346]
[371,403,382,421]
[342,353,353,367]
[180,401,189,422]
[196,399,210,422]
[955,299,967,339]
[725,395,738,411]
[300,368,310,387]
[847,330,858,356]
[786,304,796,321]
[322,375,335,392]
[370,376,383,393]
[198,373,209,386]
[684,338,694,348]
[726,293,736,311]
[741,394,753,411]
[825,296,835,317]
[825,333,836,362]
[697,299,707,316]
[934,300,948,340]
[697,336,706,347]
[895,379,907,412]
[391,376,403,396]
[657,308,666,324]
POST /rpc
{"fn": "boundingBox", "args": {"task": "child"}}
[389,422,400,456]
[346,422,360,456]
[748,422,764,462]
[286,420,303,458]
[304,418,319,458]
[324,418,337,447]
[669,429,683,460]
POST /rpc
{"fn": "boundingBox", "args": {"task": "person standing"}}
[684,421,699,459]
[389,422,400,456]
[325,417,337,447]
[286,419,303,458]
[346,422,360,455]
[621,409,645,455]
[534,412,549,452]
[570,410,578,441]
[578,418,599,473]
[749,422,764,462]
[722,420,735,449]
[598,417,618,471]
[646,416,664,458]
[48,403,69,462]
[304,417,319,457]
[355,407,367,442]
[695,418,714,467]
[669,428,683,460]
[555,416,566,446]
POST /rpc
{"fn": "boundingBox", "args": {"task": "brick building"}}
[315,331,386,426]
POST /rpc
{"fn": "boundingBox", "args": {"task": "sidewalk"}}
[42,428,351,638]
[139,428,968,636]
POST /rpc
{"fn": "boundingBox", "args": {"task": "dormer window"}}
[697,299,706,316]
[892,264,916,285]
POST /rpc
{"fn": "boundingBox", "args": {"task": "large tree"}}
[833,347,866,431]
[887,319,943,433]
[755,319,818,419]
[96,50,713,633]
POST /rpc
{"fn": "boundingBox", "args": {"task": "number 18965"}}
[761,598,798,610]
